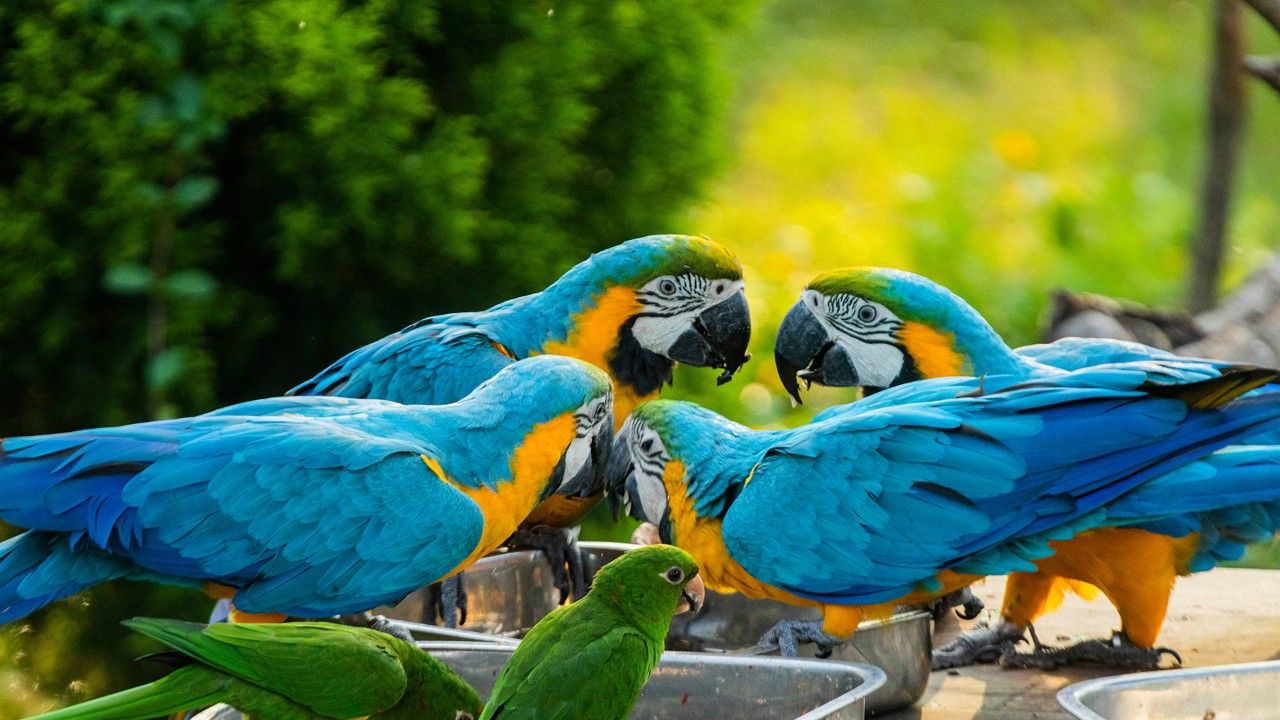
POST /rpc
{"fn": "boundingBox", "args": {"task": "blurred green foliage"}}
[1,0,744,432]
[0,0,745,713]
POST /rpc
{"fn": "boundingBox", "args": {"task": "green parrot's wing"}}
[124,618,407,717]
[481,605,659,720]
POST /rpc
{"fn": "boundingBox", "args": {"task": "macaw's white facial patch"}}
[809,291,907,388]
[629,423,673,525]
[631,276,746,356]
[564,395,611,482]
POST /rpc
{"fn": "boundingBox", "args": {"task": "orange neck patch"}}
[540,286,654,429]
[662,461,817,608]
[432,413,577,577]
[898,321,968,378]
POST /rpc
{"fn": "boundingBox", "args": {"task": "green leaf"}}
[165,269,217,299]
[135,181,168,207]
[173,176,218,211]
[103,264,153,295]
[146,348,186,390]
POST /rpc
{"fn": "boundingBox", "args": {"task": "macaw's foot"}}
[422,574,469,628]
[335,611,416,643]
[931,619,1026,670]
[759,619,843,659]
[926,587,985,621]
[1000,627,1182,671]
[509,525,586,604]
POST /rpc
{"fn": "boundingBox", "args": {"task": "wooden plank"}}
[876,567,1280,719]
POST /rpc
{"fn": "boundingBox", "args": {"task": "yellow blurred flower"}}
[994,130,1040,169]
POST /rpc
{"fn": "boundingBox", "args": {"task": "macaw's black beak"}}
[668,289,752,385]
[560,419,614,499]
[604,426,635,521]
[774,299,858,404]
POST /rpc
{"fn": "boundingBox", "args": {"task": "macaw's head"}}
[471,355,615,498]
[588,543,703,635]
[605,400,760,544]
[774,267,975,403]
[555,235,752,397]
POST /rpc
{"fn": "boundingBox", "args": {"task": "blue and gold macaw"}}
[290,234,750,614]
[774,267,1280,668]
[606,363,1280,661]
[0,356,613,626]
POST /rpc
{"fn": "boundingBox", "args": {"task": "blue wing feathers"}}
[0,396,500,619]
[725,363,1280,605]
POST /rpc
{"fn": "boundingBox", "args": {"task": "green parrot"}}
[479,544,703,720]
[27,618,483,720]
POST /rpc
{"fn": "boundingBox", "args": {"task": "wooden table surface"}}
[877,567,1280,719]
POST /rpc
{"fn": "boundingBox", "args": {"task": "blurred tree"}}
[0,0,748,713]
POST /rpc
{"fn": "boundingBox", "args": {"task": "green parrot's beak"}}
[677,573,705,615]
[668,288,752,385]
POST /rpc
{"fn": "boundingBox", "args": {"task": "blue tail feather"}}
[0,532,135,622]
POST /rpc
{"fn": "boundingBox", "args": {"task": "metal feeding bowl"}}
[188,643,885,720]
[1057,660,1280,720]
[382,542,931,714]
[423,641,886,720]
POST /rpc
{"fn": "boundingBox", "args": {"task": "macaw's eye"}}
[659,279,678,296]
[712,281,727,295]
[639,438,654,453]
[664,566,685,584]
[857,305,877,323]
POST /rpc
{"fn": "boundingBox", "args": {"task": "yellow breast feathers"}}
[428,413,577,577]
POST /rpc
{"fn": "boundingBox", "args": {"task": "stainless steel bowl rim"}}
[1056,659,1280,720]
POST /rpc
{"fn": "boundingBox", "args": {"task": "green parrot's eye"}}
[659,278,678,295]
[856,304,877,323]
[664,566,685,584]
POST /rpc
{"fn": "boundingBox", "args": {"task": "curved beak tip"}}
[675,289,751,383]
[678,574,706,615]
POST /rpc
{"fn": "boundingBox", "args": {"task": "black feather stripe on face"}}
[610,317,676,397]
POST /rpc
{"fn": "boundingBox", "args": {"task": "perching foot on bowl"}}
[759,619,842,659]
[931,618,1026,670]
[335,611,416,643]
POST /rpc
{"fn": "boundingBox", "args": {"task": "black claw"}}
[958,594,986,621]
[1156,646,1183,667]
